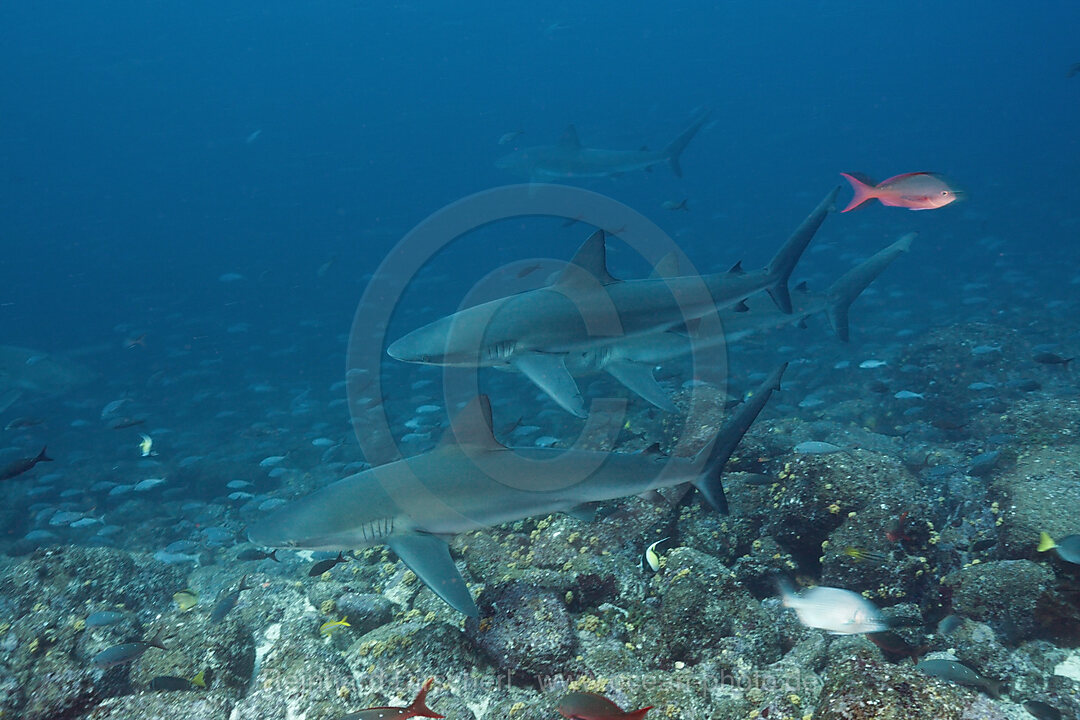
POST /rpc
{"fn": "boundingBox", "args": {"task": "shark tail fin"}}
[664,111,710,178]
[409,678,444,719]
[825,232,914,342]
[764,187,839,314]
[691,364,786,514]
[36,447,52,463]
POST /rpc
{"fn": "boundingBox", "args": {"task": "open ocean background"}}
[3,1,1079,355]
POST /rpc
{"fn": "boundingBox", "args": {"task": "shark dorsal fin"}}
[556,230,617,286]
[733,300,749,313]
[442,395,505,450]
[795,281,809,293]
[558,125,581,149]
[649,252,681,279]
[728,261,745,275]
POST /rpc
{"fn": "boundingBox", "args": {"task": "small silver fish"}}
[793,441,843,455]
[498,130,524,145]
[893,390,924,400]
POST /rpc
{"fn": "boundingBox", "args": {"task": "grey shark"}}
[248,365,785,616]
[387,189,836,417]
[537,232,915,412]
[495,113,709,180]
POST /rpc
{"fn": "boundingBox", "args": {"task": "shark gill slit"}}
[485,341,516,362]
[362,517,394,541]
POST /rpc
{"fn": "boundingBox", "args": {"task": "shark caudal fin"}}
[691,364,786,514]
[664,111,710,178]
[825,232,915,342]
[764,187,839,314]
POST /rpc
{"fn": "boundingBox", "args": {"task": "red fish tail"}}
[839,172,877,212]
[626,706,654,720]
[408,678,444,719]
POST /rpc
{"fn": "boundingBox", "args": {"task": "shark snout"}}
[386,333,434,364]
[385,337,409,361]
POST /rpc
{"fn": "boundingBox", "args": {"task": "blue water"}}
[4,1,1079,349]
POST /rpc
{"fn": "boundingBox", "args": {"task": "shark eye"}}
[941,190,950,196]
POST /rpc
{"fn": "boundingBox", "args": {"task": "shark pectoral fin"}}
[605,360,676,413]
[563,502,601,522]
[387,534,478,617]
[512,352,586,418]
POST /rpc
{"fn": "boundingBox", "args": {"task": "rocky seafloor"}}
[2,322,1079,720]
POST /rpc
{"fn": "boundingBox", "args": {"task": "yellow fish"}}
[843,547,889,563]
[319,616,350,636]
[173,589,199,612]
[642,537,670,572]
[189,670,206,688]
[138,434,156,457]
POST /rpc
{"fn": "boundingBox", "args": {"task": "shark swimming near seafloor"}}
[247,365,786,616]
[387,188,837,417]
[514,232,916,412]
[495,112,710,180]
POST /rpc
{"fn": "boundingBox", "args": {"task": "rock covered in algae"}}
[465,581,578,679]
[812,655,1009,720]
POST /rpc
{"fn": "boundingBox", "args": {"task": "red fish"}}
[339,678,443,720]
[840,172,960,212]
[558,692,653,720]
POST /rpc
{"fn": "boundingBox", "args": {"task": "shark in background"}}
[495,111,710,181]
[248,365,786,616]
[0,345,97,407]
[387,189,837,417]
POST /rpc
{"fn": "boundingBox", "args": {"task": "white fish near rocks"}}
[134,477,166,492]
[859,360,887,369]
[780,583,887,634]
[793,441,843,455]
[259,456,286,467]
[893,390,924,400]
